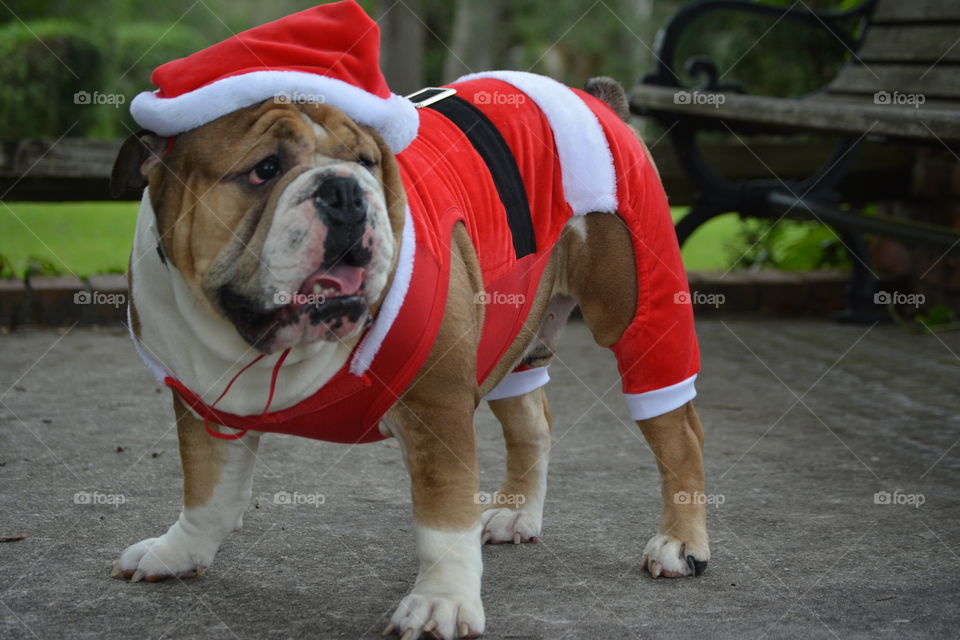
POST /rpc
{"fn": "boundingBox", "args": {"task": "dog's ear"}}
[110,130,167,198]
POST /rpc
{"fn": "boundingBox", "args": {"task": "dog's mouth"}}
[279,263,367,322]
[220,262,372,352]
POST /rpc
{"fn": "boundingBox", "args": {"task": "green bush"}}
[673,11,855,98]
[0,17,207,139]
[0,19,102,137]
[729,219,851,270]
[103,21,206,138]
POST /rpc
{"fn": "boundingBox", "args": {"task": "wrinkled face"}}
[144,100,405,353]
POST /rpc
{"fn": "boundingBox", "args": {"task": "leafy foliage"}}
[0,20,101,137]
[23,254,63,278]
[891,304,960,333]
[0,253,15,279]
[729,219,851,271]
[672,5,863,97]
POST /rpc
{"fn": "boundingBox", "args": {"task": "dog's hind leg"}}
[637,402,709,577]
[565,211,709,578]
[484,386,552,544]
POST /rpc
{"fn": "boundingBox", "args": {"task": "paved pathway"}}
[1,319,958,638]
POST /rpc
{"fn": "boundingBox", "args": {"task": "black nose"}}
[313,176,366,226]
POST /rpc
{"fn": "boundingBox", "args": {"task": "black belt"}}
[406,87,536,258]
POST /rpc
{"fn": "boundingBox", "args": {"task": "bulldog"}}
[109,4,709,639]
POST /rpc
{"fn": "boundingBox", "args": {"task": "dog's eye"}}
[249,155,281,185]
[357,154,377,170]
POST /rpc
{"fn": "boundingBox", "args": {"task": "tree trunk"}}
[442,0,505,82]
[375,0,425,94]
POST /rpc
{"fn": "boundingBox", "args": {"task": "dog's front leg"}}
[638,401,710,578]
[382,224,486,639]
[113,394,259,581]
[383,396,484,640]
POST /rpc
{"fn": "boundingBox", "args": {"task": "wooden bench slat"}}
[830,63,960,99]
[0,138,121,179]
[811,92,960,114]
[858,25,960,64]
[629,85,960,142]
[871,0,960,23]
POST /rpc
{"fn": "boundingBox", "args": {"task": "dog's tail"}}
[584,76,629,122]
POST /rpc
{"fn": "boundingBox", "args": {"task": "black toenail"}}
[686,555,708,576]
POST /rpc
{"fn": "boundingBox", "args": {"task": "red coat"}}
[161,74,700,442]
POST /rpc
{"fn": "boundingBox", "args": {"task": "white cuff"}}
[484,366,550,401]
[623,374,697,421]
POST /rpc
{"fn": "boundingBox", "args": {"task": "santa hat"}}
[129,0,418,152]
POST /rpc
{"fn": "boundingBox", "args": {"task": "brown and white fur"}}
[111,78,708,640]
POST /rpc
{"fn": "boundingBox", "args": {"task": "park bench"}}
[630,0,960,320]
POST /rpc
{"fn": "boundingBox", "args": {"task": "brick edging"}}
[1,274,127,327]
[686,270,850,316]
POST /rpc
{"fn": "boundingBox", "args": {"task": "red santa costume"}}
[128,1,700,443]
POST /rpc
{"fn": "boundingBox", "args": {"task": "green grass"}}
[0,202,138,278]
[0,203,749,278]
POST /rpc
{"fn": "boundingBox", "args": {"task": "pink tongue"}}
[308,264,365,296]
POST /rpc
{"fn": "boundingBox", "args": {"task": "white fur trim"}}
[350,205,415,375]
[623,374,697,421]
[483,366,550,401]
[455,70,617,214]
[131,70,419,152]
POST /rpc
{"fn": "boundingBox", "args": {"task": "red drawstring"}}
[204,348,292,440]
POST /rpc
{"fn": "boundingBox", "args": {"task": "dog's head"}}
[113,99,406,353]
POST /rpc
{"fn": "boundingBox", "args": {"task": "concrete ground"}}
[1,318,958,639]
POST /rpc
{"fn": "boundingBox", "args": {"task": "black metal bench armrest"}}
[643,0,876,91]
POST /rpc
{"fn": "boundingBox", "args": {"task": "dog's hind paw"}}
[641,533,709,578]
[480,507,540,544]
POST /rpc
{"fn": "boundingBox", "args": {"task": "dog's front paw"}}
[641,533,709,578]
[480,507,540,544]
[385,590,484,640]
[112,532,215,582]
